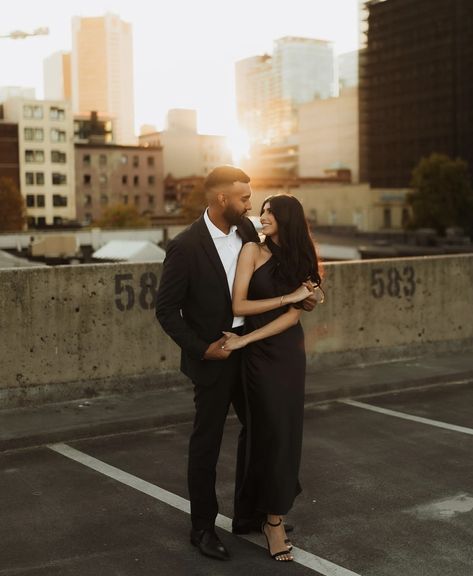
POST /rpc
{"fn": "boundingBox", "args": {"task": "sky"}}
[0,0,359,140]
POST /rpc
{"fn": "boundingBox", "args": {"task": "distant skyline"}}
[0,0,359,139]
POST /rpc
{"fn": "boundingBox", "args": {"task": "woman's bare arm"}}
[232,243,310,316]
[223,307,302,350]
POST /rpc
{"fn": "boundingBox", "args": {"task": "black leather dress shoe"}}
[232,518,294,535]
[190,528,230,560]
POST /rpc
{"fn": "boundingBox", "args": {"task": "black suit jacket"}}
[156,213,260,386]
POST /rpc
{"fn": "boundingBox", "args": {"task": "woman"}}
[222,194,322,562]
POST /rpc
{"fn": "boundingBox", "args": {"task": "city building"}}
[299,87,359,182]
[74,111,114,144]
[236,37,335,147]
[43,51,71,101]
[0,122,20,194]
[0,87,36,102]
[71,13,135,145]
[139,109,231,179]
[74,143,164,225]
[360,0,473,187]
[2,98,76,227]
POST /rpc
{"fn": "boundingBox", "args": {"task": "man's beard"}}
[223,205,246,226]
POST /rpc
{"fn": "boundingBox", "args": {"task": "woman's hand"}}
[221,331,248,351]
[287,282,314,304]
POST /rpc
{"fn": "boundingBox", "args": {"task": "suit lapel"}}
[196,215,232,304]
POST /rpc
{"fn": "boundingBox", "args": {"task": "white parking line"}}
[339,399,473,436]
[48,442,362,576]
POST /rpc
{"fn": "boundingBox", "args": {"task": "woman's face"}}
[260,202,279,237]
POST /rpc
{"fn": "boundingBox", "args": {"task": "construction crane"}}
[0,27,49,40]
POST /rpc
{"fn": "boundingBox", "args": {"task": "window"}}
[52,173,67,185]
[26,194,35,207]
[50,107,65,121]
[53,195,68,207]
[37,217,46,226]
[100,194,109,205]
[84,195,92,206]
[120,154,128,164]
[148,175,155,185]
[37,195,45,207]
[83,154,91,166]
[99,154,107,166]
[134,195,140,205]
[51,150,66,163]
[26,173,34,185]
[99,174,108,185]
[36,173,45,186]
[83,174,91,186]
[51,128,66,142]
[122,175,128,185]
[132,155,139,167]
[25,150,44,163]
[148,195,155,206]
[53,217,63,225]
[123,195,129,205]
[33,106,43,119]
[133,175,139,186]
[24,127,43,141]
[383,208,392,229]
[147,156,155,167]
[24,105,43,119]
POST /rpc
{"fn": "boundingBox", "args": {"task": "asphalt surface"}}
[1,379,473,576]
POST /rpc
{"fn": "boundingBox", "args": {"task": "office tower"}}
[71,13,135,145]
[360,0,473,187]
[236,37,335,147]
[43,52,71,101]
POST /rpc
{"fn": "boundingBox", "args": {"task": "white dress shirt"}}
[204,209,244,328]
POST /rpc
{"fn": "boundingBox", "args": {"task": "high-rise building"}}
[360,0,473,187]
[236,37,335,147]
[43,52,71,101]
[71,13,135,145]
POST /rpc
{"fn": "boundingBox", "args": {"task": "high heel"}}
[262,519,294,562]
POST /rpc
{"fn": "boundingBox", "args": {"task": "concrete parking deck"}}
[1,355,473,576]
[1,349,473,452]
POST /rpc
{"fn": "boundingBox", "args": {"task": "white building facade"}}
[2,98,76,226]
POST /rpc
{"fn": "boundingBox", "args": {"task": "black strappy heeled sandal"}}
[262,518,294,562]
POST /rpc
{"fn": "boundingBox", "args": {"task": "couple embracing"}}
[156,165,322,563]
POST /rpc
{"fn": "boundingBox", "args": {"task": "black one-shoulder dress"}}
[242,255,305,515]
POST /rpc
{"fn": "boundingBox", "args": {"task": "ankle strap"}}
[266,518,282,527]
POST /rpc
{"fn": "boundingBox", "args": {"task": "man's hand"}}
[301,293,317,311]
[203,335,232,360]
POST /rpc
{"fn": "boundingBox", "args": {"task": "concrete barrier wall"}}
[1,254,472,406]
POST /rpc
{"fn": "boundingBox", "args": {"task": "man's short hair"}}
[204,165,250,191]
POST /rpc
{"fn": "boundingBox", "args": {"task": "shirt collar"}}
[204,208,238,239]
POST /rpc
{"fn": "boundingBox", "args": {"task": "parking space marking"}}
[339,399,473,435]
[48,442,362,576]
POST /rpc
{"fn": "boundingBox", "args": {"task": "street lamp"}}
[0,27,49,40]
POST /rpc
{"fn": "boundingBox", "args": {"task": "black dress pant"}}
[188,340,253,530]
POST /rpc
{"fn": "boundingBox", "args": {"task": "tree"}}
[407,153,473,237]
[0,177,26,231]
[95,204,150,228]
[180,181,207,222]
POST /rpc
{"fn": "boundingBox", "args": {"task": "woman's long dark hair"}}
[261,194,322,290]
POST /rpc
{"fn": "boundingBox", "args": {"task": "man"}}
[156,165,258,560]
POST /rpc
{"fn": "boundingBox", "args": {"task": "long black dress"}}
[242,255,306,516]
